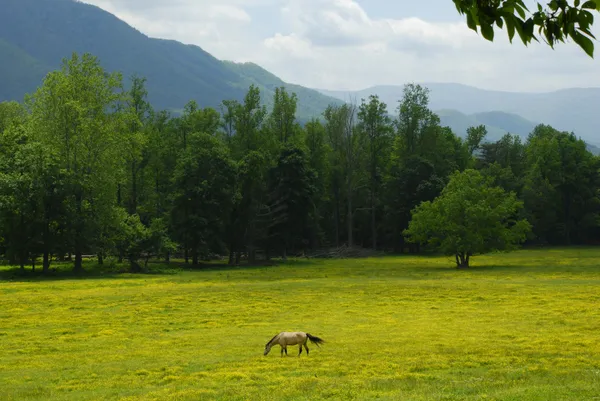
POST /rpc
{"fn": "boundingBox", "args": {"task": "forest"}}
[1,52,599,273]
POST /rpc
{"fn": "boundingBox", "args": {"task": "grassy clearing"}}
[2,248,600,400]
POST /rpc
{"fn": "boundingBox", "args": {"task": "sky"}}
[80,0,600,92]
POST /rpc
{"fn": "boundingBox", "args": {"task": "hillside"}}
[436,109,514,142]
[0,0,341,120]
[223,61,343,122]
[318,84,600,145]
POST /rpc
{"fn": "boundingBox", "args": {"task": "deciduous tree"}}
[404,169,531,268]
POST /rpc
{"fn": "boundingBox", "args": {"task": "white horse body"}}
[264,331,325,356]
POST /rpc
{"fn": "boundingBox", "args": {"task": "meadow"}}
[2,248,600,400]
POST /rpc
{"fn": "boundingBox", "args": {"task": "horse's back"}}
[280,331,307,345]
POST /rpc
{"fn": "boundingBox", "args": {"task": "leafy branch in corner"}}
[452,0,599,57]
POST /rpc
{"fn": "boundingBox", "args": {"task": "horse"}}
[264,331,325,357]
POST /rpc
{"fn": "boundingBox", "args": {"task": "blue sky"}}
[82,0,600,92]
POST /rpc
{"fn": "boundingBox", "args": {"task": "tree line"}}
[0,52,598,272]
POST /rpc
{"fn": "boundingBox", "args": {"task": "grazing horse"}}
[264,331,325,357]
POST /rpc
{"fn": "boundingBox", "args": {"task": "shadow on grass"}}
[0,258,303,282]
[0,264,181,282]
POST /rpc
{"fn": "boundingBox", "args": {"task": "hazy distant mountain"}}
[223,61,343,122]
[0,0,341,120]
[319,83,600,145]
[2,0,598,146]
[435,109,537,142]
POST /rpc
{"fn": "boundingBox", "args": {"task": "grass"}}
[2,248,600,400]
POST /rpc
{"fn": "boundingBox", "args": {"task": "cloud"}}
[81,0,600,93]
[256,0,600,92]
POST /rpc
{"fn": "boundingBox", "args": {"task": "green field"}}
[2,249,600,400]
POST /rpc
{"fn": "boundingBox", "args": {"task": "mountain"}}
[318,83,600,145]
[223,61,343,122]
[0,0,341,120]
[435,109,537,142]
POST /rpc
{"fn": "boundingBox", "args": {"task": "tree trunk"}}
[371,191,377,250]
[347,186,353,248]
[456,252,470,269]
[184,248,189,264]
[42,218,50,273]
[192,250,198,266]
[235,251,241,265]
[43,251,50,273]
[98,253,104,265]
[334,186,340,247]
[74,251,83,272]
[130,258,142,273]
[31,257,35,272]
[228,249,235,265]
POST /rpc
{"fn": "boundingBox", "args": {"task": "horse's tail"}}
[306,333,325,347]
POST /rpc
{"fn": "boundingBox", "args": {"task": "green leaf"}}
[466,12,477,31]
[504,16,516,42]
[581,0,599,10]
[481,23,495,41]
[572,30,595,57]
[578,26,597,39]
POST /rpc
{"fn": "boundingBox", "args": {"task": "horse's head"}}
[264,333,279,355]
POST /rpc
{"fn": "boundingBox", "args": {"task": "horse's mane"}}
[265,333,279,347]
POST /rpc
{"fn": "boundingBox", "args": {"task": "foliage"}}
[452,0,600,57]
[404,169,532,267]
[265,144,317,257]
[1,51,600,271]
[26,52,126,271]
[170,133,236,264]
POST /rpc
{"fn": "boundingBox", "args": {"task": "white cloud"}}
[208,5,252,22]
[81,0,600,93]
[255,0,600,92]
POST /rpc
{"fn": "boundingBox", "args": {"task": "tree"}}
[223,85,272,264]
[324,102,364,248]
[27,52,126,271]
[404,169,532,268]
[452,0,600,57]
[171,133,236,265]
[265,144,317,259]
[121,75,151,217]
[304,118,331,249]
[357,95,393,250]
[383,84,464,252]
[521,124,600,244]
[267,87,299,143]
[465,125,487,155]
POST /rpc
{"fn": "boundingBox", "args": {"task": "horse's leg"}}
[304,343,309,355]
[284,346,288,356]
[298,345,302,356]
[281,346,284,357]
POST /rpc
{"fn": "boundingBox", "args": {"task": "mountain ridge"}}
[1,0,598,149]
[317,84,600,145]
[0,0,342,120]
